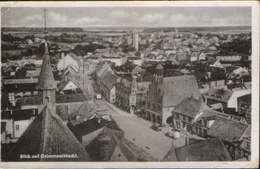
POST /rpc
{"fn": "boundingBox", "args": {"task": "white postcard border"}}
[0,1,259,168]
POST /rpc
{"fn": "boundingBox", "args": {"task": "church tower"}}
[36,9,57,114]
[154,63,164,83]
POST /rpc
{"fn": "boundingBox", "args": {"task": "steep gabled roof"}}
[118,137,156,161]
[100,71,118,90]
[207,88,233,102]
[7,107,91,161]
[208,116,248,143]
[36,42,56,90]
[71,116,121,139]
[85,127,123,161]
[85,127,155,161]
[161,75,201,107]
[155,63,164,70]
[96,63,113,79]
[173,97,208,118]
[57,80,79,92]
[174,138,232,161]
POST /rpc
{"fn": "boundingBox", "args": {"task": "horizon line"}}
[2,25,251,28]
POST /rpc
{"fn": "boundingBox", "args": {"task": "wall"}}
[1,119,13,142]
[14,119,33,138]
[110,86,116,103]
[162,107,174,125]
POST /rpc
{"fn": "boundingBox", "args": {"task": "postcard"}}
[0,1,259,168]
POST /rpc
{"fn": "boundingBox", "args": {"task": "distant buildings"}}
[1,109,36,144]
[57,52,81,72]
[99,71,117,103]
[207,116,251,160]
[1,25,252,162]
[171,96,229,138]
[132,30,139,51]
[3,42,91,161]
[204,88,251,119]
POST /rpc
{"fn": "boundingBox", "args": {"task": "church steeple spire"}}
[36,9,56,91]
[36,9,56,113]
[43,8,48,40]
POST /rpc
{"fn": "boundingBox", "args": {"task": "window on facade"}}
[1,122,6,132]
[15,124,19,130]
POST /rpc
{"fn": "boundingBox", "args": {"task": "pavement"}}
[80,71,186,160]
[96,100,175,160]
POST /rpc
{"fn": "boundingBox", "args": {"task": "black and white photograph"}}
[0,1,259,168]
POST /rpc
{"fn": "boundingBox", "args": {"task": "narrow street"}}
[98,100,173,160]
[80,64,184,160]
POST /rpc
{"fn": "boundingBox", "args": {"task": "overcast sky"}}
[1,7,251,27]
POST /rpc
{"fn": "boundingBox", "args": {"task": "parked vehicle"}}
[150,124,162,131]
[96,94,102,100]
[165,130,180,139]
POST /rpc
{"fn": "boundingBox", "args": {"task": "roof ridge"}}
[46,107,91,160]
[39,106,48,158]
[36,42,56,90]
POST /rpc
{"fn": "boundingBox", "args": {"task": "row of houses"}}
[2,41,157,161]
[1,46,88,144]
[94,62,151,114]
[94,60,251,161]
[169,95,251,160]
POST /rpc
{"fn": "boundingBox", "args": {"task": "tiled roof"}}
[96,63,113,79]
[118,137,156,161]
[240,124,251,139]
[56,105,69,121]
[21,93,86,106]
[3,78,38,85]
[36,42,57,90]
[85,127,123,161]
[69,100,98,125]
[174,97,208,118]
[85,127,155,161]
[207,88,233,102]
[56,93,86,103]
[175,138,232,161]
[162,75,201,107]
[207,116,248,143]
[21,95,42,106]
[155,63,164,70]
[100,71,118,90]
[1,111,12,120]
[71,116,121,139]
[7,107,91,161]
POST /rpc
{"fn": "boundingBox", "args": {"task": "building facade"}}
[145,64,201,125]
